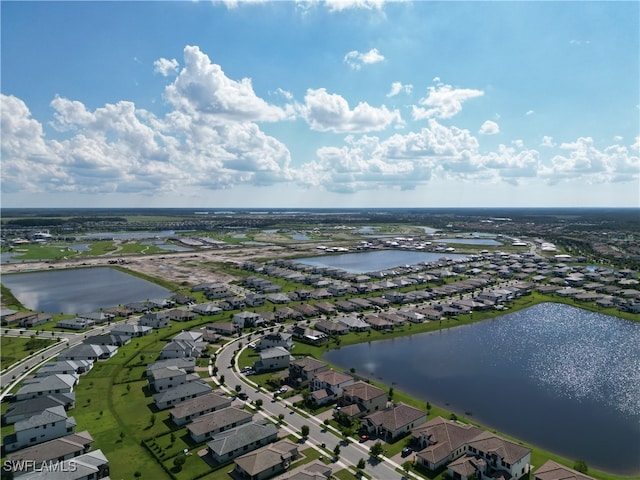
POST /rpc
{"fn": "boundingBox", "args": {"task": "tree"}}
[150,414,156,426]
[119,431,125,442]
[301,424,310,438]
[235,384,242,393]
[573,460,588,474]
[219,375,225,384]
[388,387,394,401]
[254,398,263,409]
[278,413,285,423]
[333,444,341,458]
[369,441,384,459]
[357,458,366,470]
[173,456,186,471]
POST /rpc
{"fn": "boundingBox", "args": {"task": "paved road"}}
[215,335,413,480]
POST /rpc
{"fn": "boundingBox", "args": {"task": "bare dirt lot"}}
[1,243,322,287]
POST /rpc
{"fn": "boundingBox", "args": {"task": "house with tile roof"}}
[464,431,531,480]
[533,460,594,480]
[310,370,355,406]
[364,403,426,441]
[289,357,329,388]
[412,416,483,471]
[339,381,387,416]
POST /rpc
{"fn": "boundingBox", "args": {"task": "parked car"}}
[401,447,412,457]
[359,434,369,442]
[238,392,248,400]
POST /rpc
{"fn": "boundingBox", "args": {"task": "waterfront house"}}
[56,318,95,330]
[315,319,349,336]
[289,357,329,388]
[463,431,531,480]
[413,416,483,471]
[339,381,387,416]
[337,316,370,332]
[290,326,327,345]
[534,460,595,480]
[364,403,426,441]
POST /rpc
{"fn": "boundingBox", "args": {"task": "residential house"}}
[310,370,355,406]
[245,294,266,307]
[36,360,93,377]
[57,344,117,362]
[279,462,332,480]
[56,318,95,330]
[289,357,329,388]
[234,311,265,329]
[534,460,595,480]
[159,339,204,359]
[314,302,337,316]
[291,304,318,317]
[335,301,359,313]
[146,357,195,375]
[5,431,93,475]
[395,309,425,323]
[207,321,241,336]
[187,407,253,443]
[3,406,76,453]
[173,330,204,342]
[14,449,109,480]
[3,394,75,425]
[413,416,483,471]
[363,315,394,331]
[153,380,213,410]
[192,303,223,316]
[110,324,152,338]
[19,313,53,328]
[290,326,327,345]
[170,392,232,426]
[167,308,199,322]
[206,420,279,464]
[463,431,531,480]
[337,316,370,332]
[139,311,170,329]
[253,346,291,373]
[256,332,294,351]
[339,381,387,416]
[315,319,349,336]
[83,334,130,347]
[15,374,77,401]
[364,403,426,441]
[233,439,299,480]
[147,366,199,393]
[78,312,114,324]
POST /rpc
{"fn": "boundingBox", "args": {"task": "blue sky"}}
[2,0,638,208]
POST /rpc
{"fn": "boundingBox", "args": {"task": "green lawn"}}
[0,336,55,367]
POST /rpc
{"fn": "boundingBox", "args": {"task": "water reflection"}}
[324,303,640,474]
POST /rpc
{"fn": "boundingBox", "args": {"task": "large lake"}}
[324,303,640,475]
[298,250,467,274]
[1,267,171,314]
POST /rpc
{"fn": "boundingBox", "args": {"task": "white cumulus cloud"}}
[344,48,385,69]
[387,82,413,97]
[479,120,500,135]
[325,0,386,12]
[299,88,401,133]
[153,58,179,77]
[164,45,290,122]
[412,83,484,120]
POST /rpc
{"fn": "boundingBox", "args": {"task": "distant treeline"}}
[4,217,128,227]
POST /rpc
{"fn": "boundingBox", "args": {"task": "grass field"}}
[0,336,55,367]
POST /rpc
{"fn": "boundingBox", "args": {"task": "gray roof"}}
[187,407,252,436]
[17,374,77,396]
[6,431,93,465]
[170,392,231,420]
[17,449,108,480]
[36,360,92,376]
[15,406,74,431]
[153,380,212,404]
[149,366,188,381]
[259,346,290,360]
[58,343,116,359]
[207,420,278,456]
[4,394,74,421]
[146,357,195,373]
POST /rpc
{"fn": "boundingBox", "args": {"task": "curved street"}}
[213,333,414,480]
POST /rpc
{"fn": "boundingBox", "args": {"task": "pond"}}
[297,250,467,274]
[323,303,640,475]
[1,267,171,314]
[435,238,503,246]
